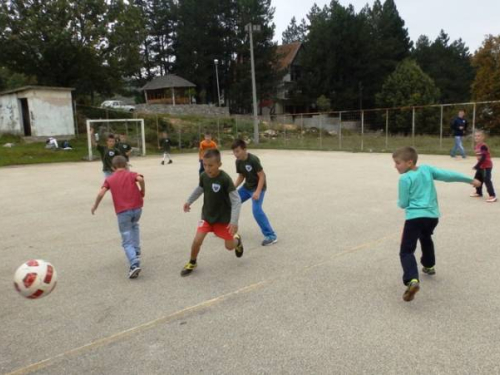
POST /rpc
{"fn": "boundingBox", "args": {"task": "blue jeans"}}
[451,136,466,158]
[104,171,113,178]
[238,187,276,238]
[199,160,204,175]
[117,208,142,267]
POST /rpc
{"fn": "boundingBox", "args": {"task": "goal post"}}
[86,118,146,161]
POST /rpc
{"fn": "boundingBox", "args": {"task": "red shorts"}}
[197,220,234,241]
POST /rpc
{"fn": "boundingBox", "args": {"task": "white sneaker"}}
[486,197,497,203]
[470,193,482,198]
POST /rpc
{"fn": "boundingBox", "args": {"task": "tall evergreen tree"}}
[282,16,308,44]
[365,0,412,104]
[299,1,374,110]
[229,0,278,113]
[413,30,474,103]
[173,0,237,104]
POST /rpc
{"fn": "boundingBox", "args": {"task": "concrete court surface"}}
[1,149,499,375]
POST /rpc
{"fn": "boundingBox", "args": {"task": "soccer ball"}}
[13,260,57,299]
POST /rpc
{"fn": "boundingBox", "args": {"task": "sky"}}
[272,0,500,53]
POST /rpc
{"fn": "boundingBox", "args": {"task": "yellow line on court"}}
[6,233,398,375]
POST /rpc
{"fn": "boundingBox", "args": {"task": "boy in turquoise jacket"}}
[393,147,480,302]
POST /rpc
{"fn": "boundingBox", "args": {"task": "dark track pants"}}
[400,218,439,285]
[474,168,496,197]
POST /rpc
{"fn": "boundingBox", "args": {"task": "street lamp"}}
[214,59,222,107]
[245,22,261,145]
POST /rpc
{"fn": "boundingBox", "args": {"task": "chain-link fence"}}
[75,100,500,156]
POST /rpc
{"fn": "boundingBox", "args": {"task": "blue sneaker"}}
[262,236,278,246]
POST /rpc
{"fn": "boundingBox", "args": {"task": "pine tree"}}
[413,30,474,102]
[282,16,308,44]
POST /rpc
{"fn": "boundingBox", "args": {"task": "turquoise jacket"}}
[398,164,472,220]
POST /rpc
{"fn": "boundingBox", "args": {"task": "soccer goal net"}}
[86,118,146,161]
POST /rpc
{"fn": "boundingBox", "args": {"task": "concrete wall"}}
[135,104,229,117]
[16,90,74,136]
[0,94,22,134]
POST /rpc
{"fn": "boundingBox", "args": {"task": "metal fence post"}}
[178,126,182,150]
[439,105,444,150]
[156,114,160,149]
[319,114,323,149]
[412,107,416,146]
[339,112,342,150]
[385,109,389,149]
[472,102,477,150]
[217,116,221,149]
[301,114,304,148]
[361,110,364,151]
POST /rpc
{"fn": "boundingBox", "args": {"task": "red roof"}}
[276,42,302,71]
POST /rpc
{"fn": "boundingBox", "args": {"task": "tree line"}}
[1,0,499,124]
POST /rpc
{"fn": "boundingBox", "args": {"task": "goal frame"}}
[86,118,146,161]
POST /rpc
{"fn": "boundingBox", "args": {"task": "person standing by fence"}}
[450,110,468,159]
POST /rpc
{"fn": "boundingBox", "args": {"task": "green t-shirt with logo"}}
[236,153,266,191]
[96,145,121,172]
[200,170,235,224]
[117,142,132,161]
[160,138,172,152]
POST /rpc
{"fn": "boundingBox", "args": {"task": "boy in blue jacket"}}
[393,147,480,302]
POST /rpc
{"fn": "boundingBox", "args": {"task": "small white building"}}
[0,86,75,137]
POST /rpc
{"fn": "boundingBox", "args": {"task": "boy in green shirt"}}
[393,147,480,302]
[231,139,277,246]
[116,133,132,162]
[90,128,122,177]
[181,149,244,276]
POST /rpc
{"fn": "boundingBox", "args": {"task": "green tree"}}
[282,16,308,44]
[136,0,176,79]
[365,0,412,102]
[173,0,237,104]
[471,35,500,133]
[299,1,374,110]
[413,30,474,102]
[376,59,440,133]
[0,0,146,101]
[0,67,37,91]
[229,0,278,113]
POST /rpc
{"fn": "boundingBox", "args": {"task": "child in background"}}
[393,147,480,302]
[159,132,173,165]
[116,134,132,162]
[181,149,243,277]
[91,156,145,279]
[470,130,497,202]
[90,128,122,177]
[231,139,277,246]
[198,132,218,175]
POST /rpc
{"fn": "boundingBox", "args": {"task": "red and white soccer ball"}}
[13,260,57,299]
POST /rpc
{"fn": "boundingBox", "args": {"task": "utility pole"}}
[245,22,261,144]
[214,59,221,106]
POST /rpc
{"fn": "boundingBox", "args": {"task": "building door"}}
[19,98,31,136]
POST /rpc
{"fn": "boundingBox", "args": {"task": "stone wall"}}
[135,104,229,117]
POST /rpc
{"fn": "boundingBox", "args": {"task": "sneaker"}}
[161,161,165,165]
[128,265,141,279]
[486,196,497,203]
[181,262,197,277]
[262,236,278,246]
[168,160,173,164]
[422,266,435,275]
[470,193,482,197]
[403,280,420,302]
[234,234,244,258]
